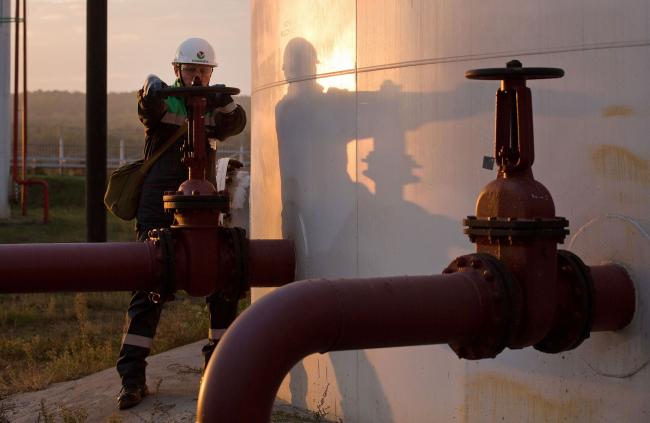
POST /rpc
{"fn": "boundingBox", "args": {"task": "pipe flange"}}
[534,250,594,353]
[464,216,569,243]
[148,228,176,302]
[444,253,521,359]
[163,193,230,213]
[216,227,249,300]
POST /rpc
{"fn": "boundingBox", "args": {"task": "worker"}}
[116,37,246,410]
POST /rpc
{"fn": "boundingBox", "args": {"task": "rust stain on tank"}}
[602,105,634,117]
[591,144,650,187]
[458,373,597,423]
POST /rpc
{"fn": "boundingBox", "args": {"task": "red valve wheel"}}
[465,60,564,80]
[160,85,240,98]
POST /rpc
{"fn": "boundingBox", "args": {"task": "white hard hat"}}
[172,37,218,67]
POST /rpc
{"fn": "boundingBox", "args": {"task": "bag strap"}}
[140,123,188,173]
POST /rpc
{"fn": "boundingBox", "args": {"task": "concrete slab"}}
[0,341,326,422]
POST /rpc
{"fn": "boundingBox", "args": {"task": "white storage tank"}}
[0,0,11,218]
[251,1,650,421]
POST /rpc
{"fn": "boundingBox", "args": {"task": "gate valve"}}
[444,60,635,354]
[153,83,294,298]
[159,81,239,221]
[160,82,240,229]
[465,59,564,220]
[455,61,570,349]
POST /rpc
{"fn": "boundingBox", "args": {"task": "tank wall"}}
[251,1,650,421]
[0,0,11,218]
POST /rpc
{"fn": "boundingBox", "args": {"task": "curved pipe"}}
[197,272,491,422]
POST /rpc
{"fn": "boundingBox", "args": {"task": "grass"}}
[0,174,133,243]
[0,175,231,398]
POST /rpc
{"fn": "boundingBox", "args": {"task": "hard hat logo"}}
[172,37,218,68]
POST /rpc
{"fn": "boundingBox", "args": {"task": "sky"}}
[13,0,251,94]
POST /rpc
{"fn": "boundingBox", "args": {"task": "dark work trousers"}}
[116,224,239,387]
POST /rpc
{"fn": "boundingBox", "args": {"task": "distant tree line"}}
[20,90,251,154]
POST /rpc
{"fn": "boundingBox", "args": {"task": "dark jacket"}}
[136,78,246,228]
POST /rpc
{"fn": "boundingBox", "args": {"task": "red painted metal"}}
[161,82,244,297]
[466,61,567,348]
[0,237,295,296]
[11,0,49,223]
[248,239,295,287]
[197,271,491,423]
[0,242,159,292]
[21,0,27,214]
[185,78,209,181]
[11,0,19,186]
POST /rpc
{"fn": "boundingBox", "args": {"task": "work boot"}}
[117,384,149,410]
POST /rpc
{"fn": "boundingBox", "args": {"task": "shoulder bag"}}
[104,124,187,221]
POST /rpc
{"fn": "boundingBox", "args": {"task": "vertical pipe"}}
[11,0,18,186]
[85,0,107,241]
[20,0,27,215]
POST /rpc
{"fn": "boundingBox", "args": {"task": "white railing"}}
[18,141,250,173]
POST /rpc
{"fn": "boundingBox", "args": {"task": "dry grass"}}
[0,287,212,397]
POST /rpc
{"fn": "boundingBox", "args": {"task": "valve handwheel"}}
[465,59,564,80]
[160,85,240,98]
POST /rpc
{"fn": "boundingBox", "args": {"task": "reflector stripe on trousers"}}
[122,333,154,349]
[209,328,227,341]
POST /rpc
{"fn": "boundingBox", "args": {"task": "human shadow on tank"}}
[275,37,478,422]
[275,38,482,278]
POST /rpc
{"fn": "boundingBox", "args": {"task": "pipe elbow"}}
[197,272,490,422]
[197,279,341,422]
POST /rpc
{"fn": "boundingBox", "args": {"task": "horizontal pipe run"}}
[248,239,295,287]
[0,242,159,293]
[590,264,636,331]
[197,272,490,422]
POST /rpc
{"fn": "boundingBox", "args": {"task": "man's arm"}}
[137,75,168,129]
[206,87,247,140]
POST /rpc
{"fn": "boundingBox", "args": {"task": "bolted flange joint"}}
[147,228,176,303]
[216,226,249,301]
[443,253,522,359]
[163,191,230,215]
[464,216,569,245]
[534,250,594,353]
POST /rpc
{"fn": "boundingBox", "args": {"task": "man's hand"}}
[142,75,167,100]
[207,84,237,113]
